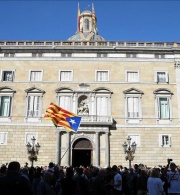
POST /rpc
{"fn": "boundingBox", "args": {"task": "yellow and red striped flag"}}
[44,102,81,132]
[92,3,97,25]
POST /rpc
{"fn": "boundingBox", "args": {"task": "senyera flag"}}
[44,102,81,132]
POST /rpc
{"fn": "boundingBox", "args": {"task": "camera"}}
[167,158,173,163]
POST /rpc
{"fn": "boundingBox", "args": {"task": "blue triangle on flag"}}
[66,116,82,132]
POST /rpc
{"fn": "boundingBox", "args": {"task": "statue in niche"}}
[77,100,89,115]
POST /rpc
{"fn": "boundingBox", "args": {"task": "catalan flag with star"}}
[44,102,81,132]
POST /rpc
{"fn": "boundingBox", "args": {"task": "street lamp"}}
[26,136,40,167]
[122,136,137,169]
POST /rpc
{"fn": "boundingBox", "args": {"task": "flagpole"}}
[59,131,78,166]
[77,2,80,33]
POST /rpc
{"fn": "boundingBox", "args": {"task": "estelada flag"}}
[44,102,81,132]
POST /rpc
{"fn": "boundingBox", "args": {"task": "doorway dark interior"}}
[72,138,92,167]
[73,149,91,167]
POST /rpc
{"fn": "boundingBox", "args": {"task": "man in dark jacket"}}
[0,161,33,195]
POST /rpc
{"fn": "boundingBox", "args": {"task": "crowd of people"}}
[0,159,180,195]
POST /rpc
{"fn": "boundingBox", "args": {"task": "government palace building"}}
[0,5,180,168]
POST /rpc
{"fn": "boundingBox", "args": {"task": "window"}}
[0,87,16,120]
[61,53,72,58]
[59,96,72,111]
[0,96,12,117]
[25,87,45,121]
[84,19,89,31]
[27,96,40,117]
[124,88,143,124]
[96,70,109,81]
[128,134,140,147]
[95,89,112,122]
[1,70,14,81]
[158,98,170,119]
[127,97,139,118]
[25,132,38,145]
[155,71,168,83]
[30,71,42,81]
[0,132,7,145]
[60,71,73,81]
[127,71,139,82]
[159,134,171,147]
[55,87,73,112]
[154,88,173,123]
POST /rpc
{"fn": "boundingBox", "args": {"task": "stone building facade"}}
[0,6,180,167]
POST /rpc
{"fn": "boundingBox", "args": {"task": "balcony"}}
[79,115,113,126]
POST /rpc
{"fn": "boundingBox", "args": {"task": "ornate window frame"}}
[123,88,143,124]
[154,88,173,124]
[25,87,45,123]
[0,86,16,122]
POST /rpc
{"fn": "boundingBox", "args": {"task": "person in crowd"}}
[147,168,164,195]
[91,168,107,195]
[55,169,64,195]
[111,165,123,195]
[32,167,42,195]
[38,170,56,195]
[0,164,7,177]
[121,167,129,195]
[0,161,33,195]
[127,168,137,195]
[136,169,148,195]
[104,167,114,195]
[21,167,29,181]
[60,167,78,195]
[166,161,180,195]
[73,167,89,195]
[160,167,168,195]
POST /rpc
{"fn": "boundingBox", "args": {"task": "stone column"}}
[105,132,110,167]
[55,130,61,165]
[95,132,100,166]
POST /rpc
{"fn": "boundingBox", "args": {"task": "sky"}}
[0,1,180,42]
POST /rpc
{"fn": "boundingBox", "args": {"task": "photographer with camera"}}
[164,159,180,195]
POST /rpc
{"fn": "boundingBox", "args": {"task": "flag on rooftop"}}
[92,3,97,25]
[44,102,81,132]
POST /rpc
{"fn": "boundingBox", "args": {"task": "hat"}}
[170,162,176,167]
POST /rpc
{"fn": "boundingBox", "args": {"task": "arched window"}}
[84,19,89,31]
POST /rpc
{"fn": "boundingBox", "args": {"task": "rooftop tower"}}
[68,3,105,41]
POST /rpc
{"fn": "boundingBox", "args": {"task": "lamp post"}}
[122,136,137,169]
[26,136,40,167]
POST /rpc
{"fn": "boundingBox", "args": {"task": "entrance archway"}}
[72,138,92,167]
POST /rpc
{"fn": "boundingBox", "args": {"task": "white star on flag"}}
[69,119,76,124]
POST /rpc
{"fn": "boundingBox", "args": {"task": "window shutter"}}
[0,133,6,144]
[169,136,171,146]
[154,72,158,83]
[166,73,169,83]
[34,96,40,117]
[27,96,35,116]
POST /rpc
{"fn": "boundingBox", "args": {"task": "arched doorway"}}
[72,138,92,167]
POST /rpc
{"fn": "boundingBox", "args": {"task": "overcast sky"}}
[0,1,180,42]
